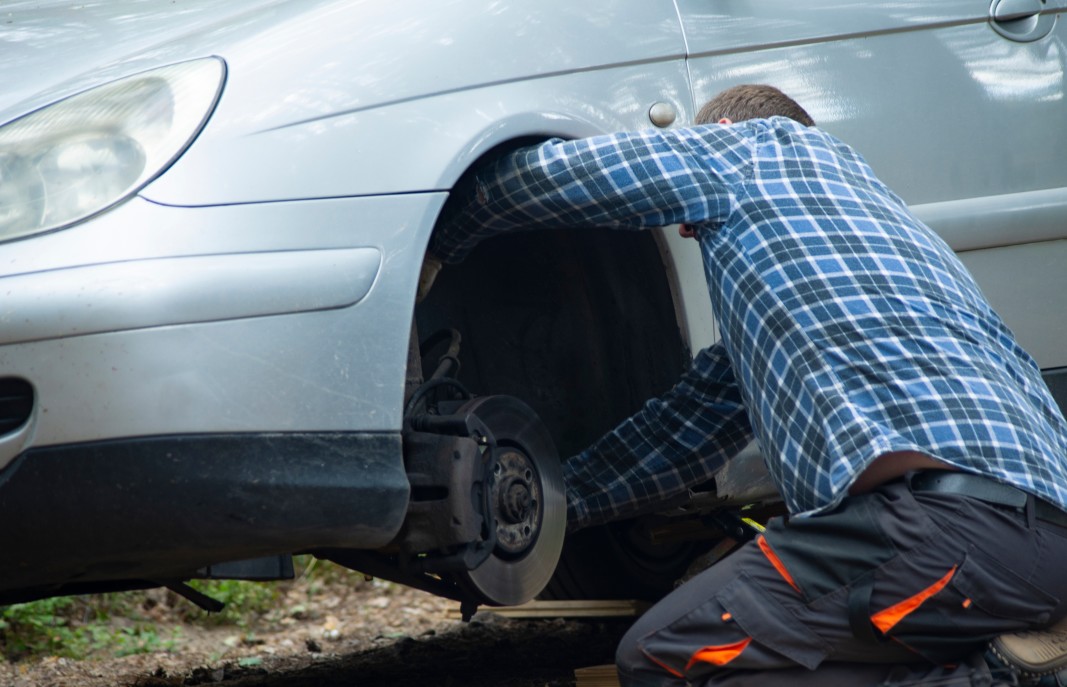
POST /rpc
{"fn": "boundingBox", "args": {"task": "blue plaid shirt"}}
[431,118,1067,529]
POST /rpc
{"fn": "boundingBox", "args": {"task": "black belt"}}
[910,471,1067,529]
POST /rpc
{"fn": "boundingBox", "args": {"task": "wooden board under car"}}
[574,664,621,687]
[447,599,650,620]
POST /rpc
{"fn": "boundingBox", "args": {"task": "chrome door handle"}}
[992,0,1043,21]
[989,0,1056,41]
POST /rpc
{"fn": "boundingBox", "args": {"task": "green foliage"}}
[0,595,181,661]
[0,557,359,663]
[0,596,82,660]
[109,625,182,657]
[184,579,279,627]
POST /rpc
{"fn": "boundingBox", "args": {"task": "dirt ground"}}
[0,574,629,687]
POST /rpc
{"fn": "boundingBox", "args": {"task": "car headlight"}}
[0,57,225,242]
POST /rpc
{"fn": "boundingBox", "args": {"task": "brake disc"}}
[453,395,566,607]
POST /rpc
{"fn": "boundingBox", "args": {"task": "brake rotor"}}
[453,395,565,607]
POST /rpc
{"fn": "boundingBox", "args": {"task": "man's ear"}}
[719,117,732,125]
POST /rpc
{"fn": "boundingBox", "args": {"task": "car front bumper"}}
[0,192,446,466]
[0,431,409,603]
[0,192,445,599]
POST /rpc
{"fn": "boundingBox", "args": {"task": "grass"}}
[0,556,354,663]
[0,595,181,661]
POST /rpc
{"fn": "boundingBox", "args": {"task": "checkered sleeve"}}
[562,342,753,531]
[430,126,753,264]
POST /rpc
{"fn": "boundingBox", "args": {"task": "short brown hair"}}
[695,84,814,127]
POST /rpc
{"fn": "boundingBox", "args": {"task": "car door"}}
[674,0,1067,386]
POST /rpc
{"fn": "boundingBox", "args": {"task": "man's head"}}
[695,84,815,127]
[678,85,815,240]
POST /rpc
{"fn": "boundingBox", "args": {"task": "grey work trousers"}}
[616,478,1067,687]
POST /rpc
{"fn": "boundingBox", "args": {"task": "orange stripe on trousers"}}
[686,638,752,671]
[757,535,802,594]
[641,649,685,678]
[871,565,957,634]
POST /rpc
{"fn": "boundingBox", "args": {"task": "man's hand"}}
[416,254,443,303]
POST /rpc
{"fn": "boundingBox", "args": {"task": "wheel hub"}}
[492,450,542,556]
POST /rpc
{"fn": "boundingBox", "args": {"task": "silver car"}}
[2,0,1065,612]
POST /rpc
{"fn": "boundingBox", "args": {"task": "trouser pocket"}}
[881,545,1059,663]
[637,571,832,682]
[763,482,936,601]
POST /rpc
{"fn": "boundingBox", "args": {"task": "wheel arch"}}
[420,186,691,457]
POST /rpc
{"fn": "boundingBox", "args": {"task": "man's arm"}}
[564,342,753,532]
[430,125,754,264]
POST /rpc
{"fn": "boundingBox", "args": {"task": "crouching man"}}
[425,85,1067,686]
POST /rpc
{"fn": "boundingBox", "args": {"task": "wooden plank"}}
[574,664,621,687]
[447,599,650,620]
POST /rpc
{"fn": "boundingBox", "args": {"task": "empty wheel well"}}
[415,226,688,458]
[415,144,697,601]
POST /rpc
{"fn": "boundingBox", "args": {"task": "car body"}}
[2,0,1066,606]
